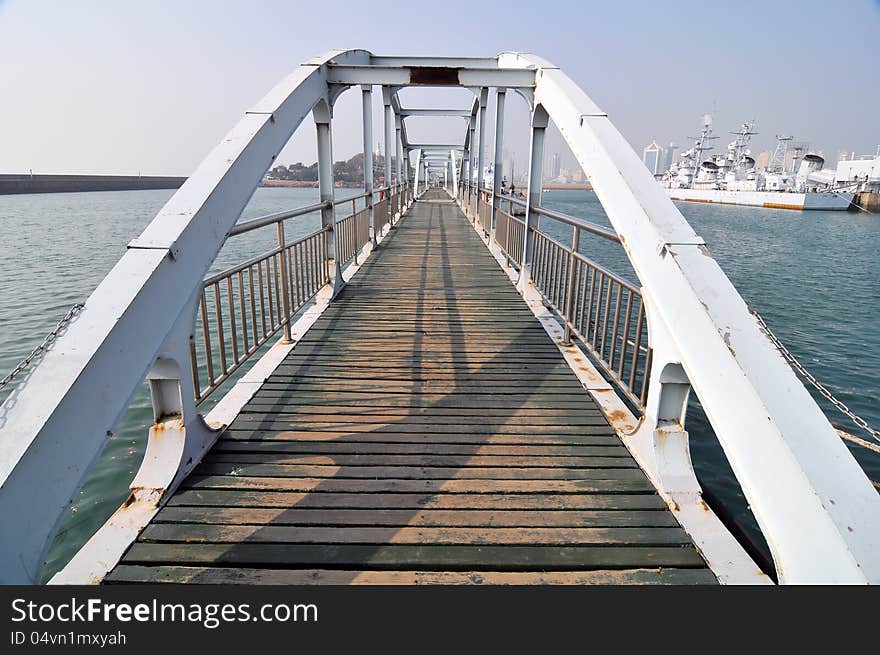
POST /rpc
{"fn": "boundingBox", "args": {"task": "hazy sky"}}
[1,0,878,176]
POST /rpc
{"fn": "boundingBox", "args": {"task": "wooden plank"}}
[226,420,614,433]
[167,490,669,510]
[139,523,692,546]
[153,507,679,528]
[120,542,708,569]
[194,463,644,481]
[106,565,718,585]
[210,442,627,456]
[180,475,657,493]
[220,432,617,445]
[194,453,637,471]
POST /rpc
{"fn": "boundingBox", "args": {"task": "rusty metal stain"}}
[722,330,735,355]
[409,66,459,85]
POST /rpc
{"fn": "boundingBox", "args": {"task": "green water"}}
[0,187,877,578]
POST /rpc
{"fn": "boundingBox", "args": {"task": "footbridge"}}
[1,51,878,585]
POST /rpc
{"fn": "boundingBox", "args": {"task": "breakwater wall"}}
[0,174,187,195]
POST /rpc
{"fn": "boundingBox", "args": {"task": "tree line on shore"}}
[268,153,411,184]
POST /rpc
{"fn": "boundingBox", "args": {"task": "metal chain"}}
[753,310,880,444]
[0,302,85,392]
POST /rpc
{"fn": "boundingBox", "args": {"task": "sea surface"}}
[0,187,877,579]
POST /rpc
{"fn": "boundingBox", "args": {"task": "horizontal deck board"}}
[119,543,707,570]
[107,566,717,585]
[153,507,678,528]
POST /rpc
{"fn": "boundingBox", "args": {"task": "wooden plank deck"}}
[107,189,715,585]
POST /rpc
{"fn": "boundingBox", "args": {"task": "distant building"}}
[755,151,771,171]
[642,140,665,176]
[664,142,677,173]
[550,153,561,179]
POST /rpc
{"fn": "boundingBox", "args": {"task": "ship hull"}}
[666,188,854,211]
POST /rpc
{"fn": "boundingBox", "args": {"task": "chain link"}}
[0,302,85,392]
[753,309,880,445]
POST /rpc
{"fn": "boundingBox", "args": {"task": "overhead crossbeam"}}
[399,108,472,117]
[327,65,535,88]
[409,143,465,150]
[370,56,501,68]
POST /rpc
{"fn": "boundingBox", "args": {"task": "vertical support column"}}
[361,85,376,248]
[404,147,411,206]
[562,226,580,344]
[413,149,422,197]
[314,100,343,295]
[475,87,488,226]
[395,116,403,217]
[382,86,395,223]
[277,220,292,342]
[451,149,459,198]
[517,104,548,293]
[491,88,506,241]
[466,113,476,218]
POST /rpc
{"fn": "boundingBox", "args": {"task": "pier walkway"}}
[106,190,714,584]
[5,51,876,586]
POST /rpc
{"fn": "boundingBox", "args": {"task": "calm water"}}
[0,187,877,578]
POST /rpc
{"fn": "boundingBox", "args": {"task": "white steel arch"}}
[0,49,372,583]
[497,51,880,583]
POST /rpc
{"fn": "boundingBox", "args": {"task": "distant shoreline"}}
[0,174,594,196]
[0,174,186,195]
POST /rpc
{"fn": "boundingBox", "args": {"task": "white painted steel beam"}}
[408,143,465,150]
[382,87,395,188]
[314,100,343,293]
[516,104,547,291]
[327,65,535,88]
[475,87,488,219]
[399,108,472,117]
[370,56,501,68]
[491,88,507,238]
[413,149,422,196]
[361,85,377,247]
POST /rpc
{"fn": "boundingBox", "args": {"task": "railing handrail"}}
[493,189,621,243]
[203,225,331,286]
[529,227,639,295]
[227,184,405,238]
[228,201,328,236]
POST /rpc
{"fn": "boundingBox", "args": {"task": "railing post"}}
[276,220,292,342]
[362,84,376,248]
[562,225,580,345]
[491,88,506,241]
[517,104,548,293]
[314,100,342,294]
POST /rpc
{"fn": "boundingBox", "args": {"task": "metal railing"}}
[479,189,651,410]
[190,184,404,403]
